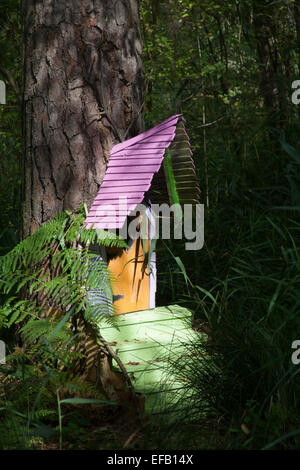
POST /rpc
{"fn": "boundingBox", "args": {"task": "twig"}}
[123,100,145,141]
[196,116,225,128]
[123,76,152,140]
[123,427,142,448]
[102,110,124,143]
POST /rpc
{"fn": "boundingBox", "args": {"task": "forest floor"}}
[0,367,225,451]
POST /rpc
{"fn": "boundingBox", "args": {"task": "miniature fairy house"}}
[84,114,201,416]
[85,114,199,315]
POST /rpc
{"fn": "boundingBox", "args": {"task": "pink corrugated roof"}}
[85,114,186,229]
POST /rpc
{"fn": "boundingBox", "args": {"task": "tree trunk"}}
[252,1,278,117]
[295,0,300,75]
[22,0,144,237]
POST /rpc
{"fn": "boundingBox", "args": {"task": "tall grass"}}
[153,136,300,449]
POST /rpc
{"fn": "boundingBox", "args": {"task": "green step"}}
[97,305,205,416]
[110,332,198,363]
[99,305,192,331]
[111,334,199,378]
[105,323,194,348]
[100,305,193,326]
[99,306,195,346]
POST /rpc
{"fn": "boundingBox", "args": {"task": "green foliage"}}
[280,133,300,209]
[0,208,127,449]
[1,0,300,451]
[143,2,300,444]
[0,352,117,450]
[0,0,22,253]
[155,162,300,450]
[154,208,300,449]
[0,207,127,341]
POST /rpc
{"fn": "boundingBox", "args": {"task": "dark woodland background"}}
[1,0,300,450]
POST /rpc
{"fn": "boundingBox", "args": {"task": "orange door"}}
[107,231,150,315]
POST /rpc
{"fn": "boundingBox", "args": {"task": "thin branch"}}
[123,76,152,140]
[123,99,145,141]
[102,111,124,143]
[195,116,226,128]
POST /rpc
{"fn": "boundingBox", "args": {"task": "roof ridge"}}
[111,114,183,156]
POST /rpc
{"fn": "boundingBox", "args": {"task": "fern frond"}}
[0,208,123,361]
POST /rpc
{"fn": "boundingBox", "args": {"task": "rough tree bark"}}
[22,0,144,237]
[21,1,145,411]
